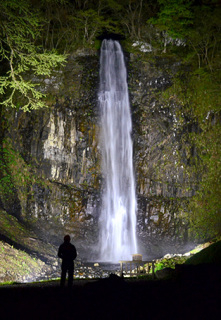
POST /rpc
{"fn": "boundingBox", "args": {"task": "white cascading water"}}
[98,39,137,262]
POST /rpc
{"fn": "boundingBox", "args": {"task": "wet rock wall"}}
[129,55,196,257]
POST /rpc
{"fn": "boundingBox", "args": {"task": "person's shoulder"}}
[70,243,77,253]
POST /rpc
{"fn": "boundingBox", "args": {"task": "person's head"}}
[64,235,71,243]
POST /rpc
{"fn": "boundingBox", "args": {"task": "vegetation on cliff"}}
[153,0,221,239]
[0,240,51,283]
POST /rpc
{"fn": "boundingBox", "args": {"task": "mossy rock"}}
[185,241,221,265]
[154,255,189,272]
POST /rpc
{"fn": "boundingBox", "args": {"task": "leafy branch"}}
[0,0,66,111]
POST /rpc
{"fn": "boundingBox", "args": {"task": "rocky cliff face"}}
[1,46,197,261]
[128,54,196,257]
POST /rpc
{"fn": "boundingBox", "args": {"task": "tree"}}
[0,0,66,112]
[147,0,194,52]
[187,4,221,70]
[148,0,194,38]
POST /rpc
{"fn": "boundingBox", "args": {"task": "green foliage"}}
[0,138,32,201]
[0,0,66,111]
[73,8,123,44]
[148,0,194,39]
[154,256,189,272]
[147,0,221,59]
[186,5,221,70]
[0,0,159,114]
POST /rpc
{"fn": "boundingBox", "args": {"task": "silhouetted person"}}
[58,235,77,288]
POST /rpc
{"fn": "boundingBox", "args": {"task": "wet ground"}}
[0,270,220,320]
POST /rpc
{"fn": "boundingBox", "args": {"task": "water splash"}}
[98,39,137,262]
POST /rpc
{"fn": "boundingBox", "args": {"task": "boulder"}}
[155,267,175,279]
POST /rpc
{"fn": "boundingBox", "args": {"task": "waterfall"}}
[98,39,137,262]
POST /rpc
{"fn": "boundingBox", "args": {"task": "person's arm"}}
[58,245,63,258]
[72,245,77,260]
